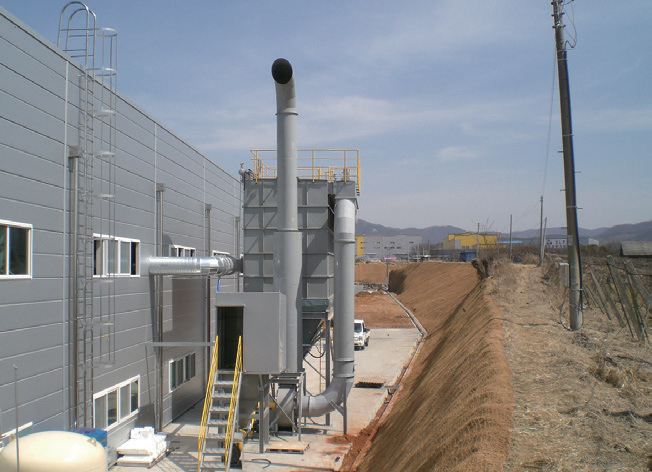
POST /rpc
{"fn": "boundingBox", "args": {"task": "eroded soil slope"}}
[355,262,513,472]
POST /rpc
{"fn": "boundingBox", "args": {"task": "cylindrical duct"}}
[148,255,239,276]
[303,197,356,416]
[272,58,303,372]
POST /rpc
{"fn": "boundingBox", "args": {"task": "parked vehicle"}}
[354,319,371,349]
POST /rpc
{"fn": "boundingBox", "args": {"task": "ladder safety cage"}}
[58,1,118,428]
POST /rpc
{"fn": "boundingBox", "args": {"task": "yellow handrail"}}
[249,149,361,195]
[198,336,219,472]
[224,336,243,470]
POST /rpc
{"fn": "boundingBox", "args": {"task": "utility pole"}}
[538,196,544,266]
[552,0,582,330]
[508,214,513,260]
[476,223,480,254]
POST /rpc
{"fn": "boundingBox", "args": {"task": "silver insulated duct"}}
[148,255,239,276]
[303,197,356,416]
[272,58,303,373]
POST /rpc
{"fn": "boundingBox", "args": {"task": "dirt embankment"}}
[355,262,405,285]
[355,262,513,472]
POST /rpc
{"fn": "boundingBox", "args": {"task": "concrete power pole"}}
[508,214,513,260]
[476,223,480,254]
[538,196,544,267]
[552,0,582,330]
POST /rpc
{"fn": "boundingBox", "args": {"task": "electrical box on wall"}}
[216,292,287,374]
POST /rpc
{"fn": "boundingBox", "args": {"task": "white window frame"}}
[93,375,140,430]
[0,219,32,279]
[212,250,229,257]
[170,245,196,257]
[93,235,140,277]
[169,352,197,392]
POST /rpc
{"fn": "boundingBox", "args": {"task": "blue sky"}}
[4,1,650,233]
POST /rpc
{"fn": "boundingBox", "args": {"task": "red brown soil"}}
[354,290,413,328]
[351,261,513,471]
[354,261,404,285]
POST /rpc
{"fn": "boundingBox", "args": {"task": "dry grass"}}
[494,261,651,472]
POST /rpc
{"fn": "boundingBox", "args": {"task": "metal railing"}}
[198,336,219,472]
[224,336,243,470]
[249,149,361,195]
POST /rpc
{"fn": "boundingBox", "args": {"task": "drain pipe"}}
[272,58,303,373]
[303,197,356,417]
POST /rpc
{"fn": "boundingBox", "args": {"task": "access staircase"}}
[198,338,243,472]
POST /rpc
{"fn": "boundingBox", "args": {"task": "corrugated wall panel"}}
[0,7,241,442]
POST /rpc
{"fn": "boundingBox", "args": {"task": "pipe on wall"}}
[147,255,240,277]
[303,197,356,417]
[272,58,303,373]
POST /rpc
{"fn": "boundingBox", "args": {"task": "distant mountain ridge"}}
[356,220,465,244]
[357,219,652,245]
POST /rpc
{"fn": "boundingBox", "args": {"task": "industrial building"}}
[0,5,360,468]
[442,232,499,251]
[544,235,599,249]
[0,4,241,447]
[356,234,422,260]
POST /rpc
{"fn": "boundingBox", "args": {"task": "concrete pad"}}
[110,326,420,471]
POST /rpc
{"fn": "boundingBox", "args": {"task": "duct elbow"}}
[302,376,354,417]
[272,58,296,113]
[272,58,293,85]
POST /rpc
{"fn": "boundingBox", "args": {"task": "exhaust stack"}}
[272,58,303,372]
[271,58,355,420]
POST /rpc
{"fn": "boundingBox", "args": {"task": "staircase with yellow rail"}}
[198,337,243,472]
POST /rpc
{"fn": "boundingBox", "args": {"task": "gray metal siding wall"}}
[0,7,241,443]
[0,9,72,434]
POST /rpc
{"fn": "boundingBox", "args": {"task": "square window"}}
[130,243,138,275]
[94,395,107,429]
[120,241,130,274]
[120,384,130,419]
[130,379,139,412]
[107,390,118,427]
[8,227,28,275]
[108,240,118,274]
[94,239,104,275]
[0,225,6,274]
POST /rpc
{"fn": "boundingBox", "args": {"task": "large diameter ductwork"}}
[148,255,240,276]
[272,58,303,372]
[303,197,356,416]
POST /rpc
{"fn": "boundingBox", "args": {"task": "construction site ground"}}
[112,260,650,471]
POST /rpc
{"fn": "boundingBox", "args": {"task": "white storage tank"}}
[0,431,107,472]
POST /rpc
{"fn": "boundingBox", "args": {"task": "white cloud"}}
[436,146,478,161]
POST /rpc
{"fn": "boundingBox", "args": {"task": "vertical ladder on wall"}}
[58,1,118,428]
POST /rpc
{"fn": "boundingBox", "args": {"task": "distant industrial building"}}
[544,235,599,249]
[442,233,498,250]
[620,241,652,257]
[356,234,422,260]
